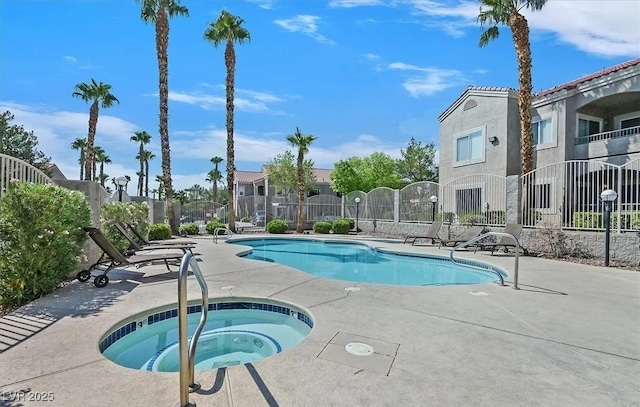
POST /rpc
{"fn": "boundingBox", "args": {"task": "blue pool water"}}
[230,238,505,286]
[100,299,313,372]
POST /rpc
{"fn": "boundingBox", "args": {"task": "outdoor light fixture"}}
[115,176,128,202]
[600,189,618,267]
[430,195,438,222]
[354,197,361,235]
[488,136,499,145]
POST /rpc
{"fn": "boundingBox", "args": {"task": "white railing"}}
[0,153,53,196]
[575,125,640,144]
[522,159,640,231]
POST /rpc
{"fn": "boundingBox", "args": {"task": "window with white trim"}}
[532,118,552,146]
[455,128,484,164]
[577,115,602,138]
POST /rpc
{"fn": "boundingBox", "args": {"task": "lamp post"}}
[354,197,361,235]
[430,195,438,222]
[600,189,618,267]
[116,176,128,202]
[416,186,423,220]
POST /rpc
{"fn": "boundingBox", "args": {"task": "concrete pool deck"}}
[0,234,638,407]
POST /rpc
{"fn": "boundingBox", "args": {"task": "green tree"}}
[138,0,189,235]
[131,131,152,196]
[286,127,317,233]
[72,79,119,181]
[204,10,251,233]
[0,111,51,172]
[266,151,316,195]
[70,138,87,179]
[330,153,404,195]
[155,174,165,200]
[478,0,547,175]
[395,138,438,182]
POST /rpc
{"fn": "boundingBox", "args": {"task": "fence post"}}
[341,195,345,218]
[506,175,522,225]
[616,167,622,234]
[394,189,400,224]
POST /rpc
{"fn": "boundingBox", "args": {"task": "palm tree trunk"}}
[156,8,178,234]
[85,101,99,181]
[145,160,150,197]
[138,143,144,196]
[79,149,85,180]
[225,40,236,232]
[99,162,105,187]
[510,12,534,175]
[296,152,304,233]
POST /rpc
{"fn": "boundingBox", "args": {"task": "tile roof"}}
[535,57,640,98]
[234,171,263,184]
[312,168,333,183]
[467,85,518,92]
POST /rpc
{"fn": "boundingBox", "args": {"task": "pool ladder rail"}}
[175,253,208,407]
[213,227,234,244]
[449,231,520,289]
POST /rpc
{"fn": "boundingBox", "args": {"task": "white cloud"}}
[171,128,406,168]
[363,53,381,60]
[161,86,288,114]
[245,0,276,9]
[329,0,386,7]
[63,55,78,63]
[404,0,640,58]
[274,15,335,44]
[0,101,142,182]
[388,62,468,97]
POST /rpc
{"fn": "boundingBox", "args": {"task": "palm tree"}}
[131,131,152,195]
[138,0,189,234]
[209,156,224,204]
[142,150,156,197]
[93,146,111,187]
[72,79,119,181]
[204,11,250,233]
[70,138,87,180]
[287,127,317,233]
[155,174,165,200]
[478,0,547,175]
[150,188,158,200]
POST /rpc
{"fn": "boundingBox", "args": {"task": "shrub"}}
[313,221,332,234]
[572,212,601,229]
[205,220,227,234]
[332,218,351,234]
[484,210,506,225]
[633,214,640,229]
[0,182,90,308]
[522,209,542,225]
[148,223,172,240]
[345,218,356,230]
[436,212,455,224]
[458,212,483,225]
[101,202,149,253]
[179,223,199,236]
[267,219,289,234]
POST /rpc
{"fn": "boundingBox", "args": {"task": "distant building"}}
[234,165,334,199]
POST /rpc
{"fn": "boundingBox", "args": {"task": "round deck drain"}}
[344,286,361,292]
[470,291,488,296]
[345,342,374,356]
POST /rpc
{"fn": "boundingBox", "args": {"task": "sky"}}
[1,0,639,193]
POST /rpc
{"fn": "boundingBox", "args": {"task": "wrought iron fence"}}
[440,174,507,226]
[522,159,640,231]
[0,153,53,196]
[399,181,439,222]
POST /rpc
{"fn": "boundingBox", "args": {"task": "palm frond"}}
[479,26,500,47]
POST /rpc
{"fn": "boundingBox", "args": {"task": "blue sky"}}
[1,0,639,192]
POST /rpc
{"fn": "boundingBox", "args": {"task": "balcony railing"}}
[575,125,640,145]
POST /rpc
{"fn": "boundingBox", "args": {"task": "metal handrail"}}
[449,232,521,289]
[176,253,209,407]
[213,227,233,244]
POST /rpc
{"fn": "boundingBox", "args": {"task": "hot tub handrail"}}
[213,227,233,244]
[176,252,209,407]
[449,231,521,289]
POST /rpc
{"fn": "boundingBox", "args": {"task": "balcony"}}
[575,125,640,145]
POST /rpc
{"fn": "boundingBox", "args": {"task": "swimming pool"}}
[229,237,506,286]
[99,297,313,372]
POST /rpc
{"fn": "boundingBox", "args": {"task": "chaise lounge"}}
[120,222,196,247]
[113,223,195,254]
[474,223,528,255]
[438,226,484,248]
[403,221,443,246]
[77,227,189,288]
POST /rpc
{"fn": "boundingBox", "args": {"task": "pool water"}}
[101,306,312,372]
[230,238,504,286]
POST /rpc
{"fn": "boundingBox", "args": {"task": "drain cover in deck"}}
[345,342,374,356]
